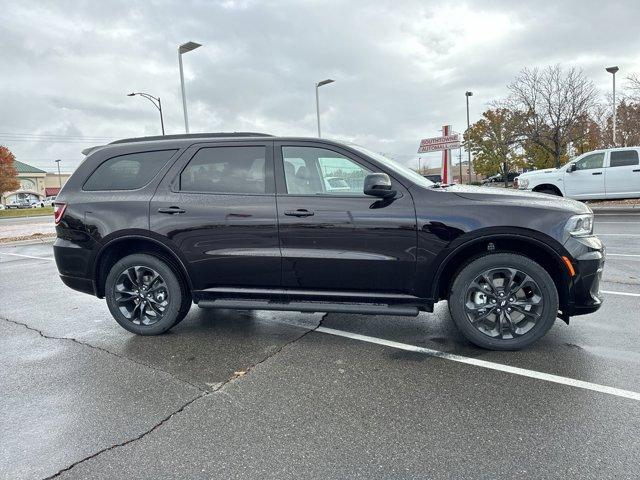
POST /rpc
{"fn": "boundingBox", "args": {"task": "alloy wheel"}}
[114,266,169,326]
[464,267,544,339]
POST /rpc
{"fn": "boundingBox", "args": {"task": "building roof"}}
[14,160,46,174]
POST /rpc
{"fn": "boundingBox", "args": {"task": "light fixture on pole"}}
[54,159,62,190]
[315,79,335,138]
[465,91,473,184]
[178,41,202,133]
[605,66,619,145]
[127,92,165,135]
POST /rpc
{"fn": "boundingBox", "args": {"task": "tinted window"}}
[282,146,370,195]
[610,150,639,167]
[180,146,266,194]
[84,150,176,191]
[574,152,604,171]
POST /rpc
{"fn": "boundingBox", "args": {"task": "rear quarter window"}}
[83,150,176,191]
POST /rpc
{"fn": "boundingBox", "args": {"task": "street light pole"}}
[465,91,473,184]
[54,159,62,190]
[315,79,335,137]
[606,66,619,145]
[178,41,202,134]
[127,92,165,135]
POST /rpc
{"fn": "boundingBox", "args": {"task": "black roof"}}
[81,132,274,155]
[110,132,273,145]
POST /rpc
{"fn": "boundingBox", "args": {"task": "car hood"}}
[444,184,590,214]
[517,168,559,178]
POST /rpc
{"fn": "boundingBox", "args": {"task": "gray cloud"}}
[1,0,639,172]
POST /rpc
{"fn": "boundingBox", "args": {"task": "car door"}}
[274,141,417,294]
[150,141,280,291]
[605,149,640,198]
[563,151,606,199]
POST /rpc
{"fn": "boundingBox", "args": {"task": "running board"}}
[197,299,419,317]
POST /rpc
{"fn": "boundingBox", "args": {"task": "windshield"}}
[348,144,435,188]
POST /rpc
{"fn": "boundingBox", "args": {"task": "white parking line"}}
[316,326,640,401]
[0,252,54,261]
[607,253,640,258]
[594,213,640,216]
[597,234,640,237]
[601,290,640,297]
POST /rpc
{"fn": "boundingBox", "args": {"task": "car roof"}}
[82,133,353,156]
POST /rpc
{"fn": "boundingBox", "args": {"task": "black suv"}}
[53,133,604,350]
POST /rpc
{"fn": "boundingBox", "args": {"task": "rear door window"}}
[180,146,267,194]
[84,150,176,191]
[609,150,639,167]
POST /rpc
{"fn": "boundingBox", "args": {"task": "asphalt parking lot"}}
[1,212,639,479]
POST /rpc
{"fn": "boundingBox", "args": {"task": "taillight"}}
[53,202,67,225]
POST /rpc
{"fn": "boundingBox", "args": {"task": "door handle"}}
[633,169,640,172]
[284,209,314,217]
[592,172,603,175]
[157,206,186,214]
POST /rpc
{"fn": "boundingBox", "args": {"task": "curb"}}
[590,206,640,214]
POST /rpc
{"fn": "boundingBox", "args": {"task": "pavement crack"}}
[213,313,329,394]
[0,316,206,394]
[43,391,208,479]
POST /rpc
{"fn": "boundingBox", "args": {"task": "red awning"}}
[45,187,60,197]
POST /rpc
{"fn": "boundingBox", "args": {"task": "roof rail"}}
[109,132,273,145]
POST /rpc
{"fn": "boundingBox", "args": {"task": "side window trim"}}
[169,142,275,195]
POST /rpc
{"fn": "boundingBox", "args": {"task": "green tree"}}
[0,145,20,202]
[464,108,524,180]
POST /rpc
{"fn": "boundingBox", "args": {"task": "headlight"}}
[565,214,594,237]
[519,178,529,189]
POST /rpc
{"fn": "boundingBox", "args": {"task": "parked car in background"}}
[515,147,640,199]
[423,174,442,183]
[482,172,519,185]
[6,199,31,209]
[323,177,350,192]
[53,132,604,351]
[42,196,57,207]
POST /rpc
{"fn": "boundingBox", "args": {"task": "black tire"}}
[105,253,191,335]
[448,253,559,350]
[536,188,561,196]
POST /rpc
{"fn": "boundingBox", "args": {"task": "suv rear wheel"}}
[105,253,191,335]
[448,253,559,350]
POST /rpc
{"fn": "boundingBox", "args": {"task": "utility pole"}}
[55,159,62,190]
[465,91,473,184]
[606,66,619,145]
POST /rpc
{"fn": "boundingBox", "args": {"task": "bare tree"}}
[627,73,640,102]
[506,65,598,167]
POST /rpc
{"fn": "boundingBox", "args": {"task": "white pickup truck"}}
[516,147,640,200]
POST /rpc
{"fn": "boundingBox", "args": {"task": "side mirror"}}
[364,173,396,198]
[567,163,577,172]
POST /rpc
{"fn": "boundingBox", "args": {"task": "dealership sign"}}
[417,133,461,153]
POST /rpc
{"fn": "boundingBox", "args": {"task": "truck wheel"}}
[105,253,191,335]
[448,253,559,350]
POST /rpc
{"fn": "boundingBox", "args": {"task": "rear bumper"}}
[53,237,96,296]
[564,236,605,317]
[59,274,97,296]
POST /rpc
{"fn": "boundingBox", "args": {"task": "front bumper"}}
[564,235,605,317]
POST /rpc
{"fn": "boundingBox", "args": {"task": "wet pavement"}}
[1,212,639,479]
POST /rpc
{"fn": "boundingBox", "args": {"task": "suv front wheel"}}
[448,253,559,350]
[105,253,191,335]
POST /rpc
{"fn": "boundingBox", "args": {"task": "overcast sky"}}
[1,0,639,173]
